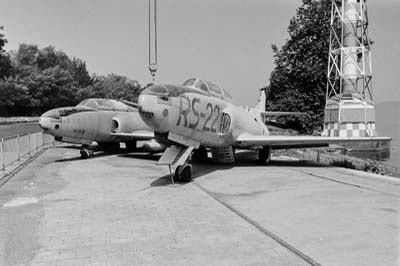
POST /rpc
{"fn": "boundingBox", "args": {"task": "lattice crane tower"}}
[323,0,377,137]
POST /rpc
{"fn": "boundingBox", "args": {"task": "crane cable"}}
[148,0,158,82]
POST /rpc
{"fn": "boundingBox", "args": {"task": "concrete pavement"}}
[0,147,399,266]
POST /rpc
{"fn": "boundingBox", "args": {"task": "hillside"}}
[375,101,400,167]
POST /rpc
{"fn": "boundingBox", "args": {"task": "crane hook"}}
[148,0,158,83]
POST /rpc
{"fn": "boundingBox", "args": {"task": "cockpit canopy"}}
[182,78,233,101]
[77,98,133,111]
[41,98,134,119]
[41,109,61,119]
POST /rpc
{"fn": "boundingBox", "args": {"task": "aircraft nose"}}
[138,94,157,122]
[39,116,51,131]
[138,87,170,133]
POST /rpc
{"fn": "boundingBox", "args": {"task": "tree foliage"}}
[0,77,30,115]
[265,0,331,133]
[0,41,142,116]
[79,74,141,102]
[0,26,12,80]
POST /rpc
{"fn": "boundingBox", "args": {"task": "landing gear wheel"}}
[80,146,93,159]
[258,147,271,165]
[174,164,192,183]
[174,165,181,179]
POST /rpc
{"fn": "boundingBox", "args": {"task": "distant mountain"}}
[375,101,400,135]
[375,101,400,167]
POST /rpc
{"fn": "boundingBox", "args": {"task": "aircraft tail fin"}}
[250,88,266,117]
[251,88,305,122]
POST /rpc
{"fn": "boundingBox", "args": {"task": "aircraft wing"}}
[235,133,390,149]
[110,130,154,141]
[121,100,139,109]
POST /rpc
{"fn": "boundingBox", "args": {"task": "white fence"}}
[0,131,54,171]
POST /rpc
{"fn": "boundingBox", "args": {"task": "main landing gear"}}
[192,146,208,162]
[80,145,94,159]
[258,146,271,165]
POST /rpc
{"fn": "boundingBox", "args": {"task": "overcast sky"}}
[1,0,399,106]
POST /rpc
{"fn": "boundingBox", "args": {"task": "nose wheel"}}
[80,145,94,159]
[174,163,192,183]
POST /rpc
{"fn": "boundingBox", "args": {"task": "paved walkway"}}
[0,148,399,266]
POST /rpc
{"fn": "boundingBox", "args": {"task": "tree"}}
[28,66,79,114]
[0,26,12,79]
[265,0,331,133]
[0,77,30,115]
[82,74,141,102]
[14,43,39,67]
[70,58,92,87]
[1,41,140,116]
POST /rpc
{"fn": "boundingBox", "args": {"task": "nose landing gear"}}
[174,163,192,183]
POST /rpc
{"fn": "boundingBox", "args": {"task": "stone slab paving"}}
[0,148,399,266]
[1,148,310,266]
[195,157,400,266]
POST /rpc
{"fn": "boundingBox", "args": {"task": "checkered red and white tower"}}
[323,0,377,137]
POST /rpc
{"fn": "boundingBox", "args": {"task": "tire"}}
[174,165,182,181]
[80,149,90,159]
[174,165,192,182]
[180,165,192,182]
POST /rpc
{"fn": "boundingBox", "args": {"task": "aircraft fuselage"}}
[138,82,269,148]
[40,99,150,146]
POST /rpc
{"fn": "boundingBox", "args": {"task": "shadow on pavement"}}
[118,153,161,161]
[149,150,333,187]
[54,151,113,162]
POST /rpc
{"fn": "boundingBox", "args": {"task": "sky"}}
[1,0,399,106]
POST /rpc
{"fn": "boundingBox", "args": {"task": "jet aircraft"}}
[39,98,162,158]
[119,78,387,182]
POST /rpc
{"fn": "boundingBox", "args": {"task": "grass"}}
[275,148,399,177]
[0,117,39,125]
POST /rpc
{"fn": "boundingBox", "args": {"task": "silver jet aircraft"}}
[120,78,386,182]
[39,98,162,158]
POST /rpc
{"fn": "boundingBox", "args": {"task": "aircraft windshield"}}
[194,80,209,93]
[143,85,168,96]
[182,78,196,87]
[41,109,60,119]
[206,81,222,95]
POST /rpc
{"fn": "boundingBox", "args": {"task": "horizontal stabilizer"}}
[110,130,154,140]
[157,146,194,166]
[261,111,304,117]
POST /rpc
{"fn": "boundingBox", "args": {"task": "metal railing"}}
[0,131,54,171]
